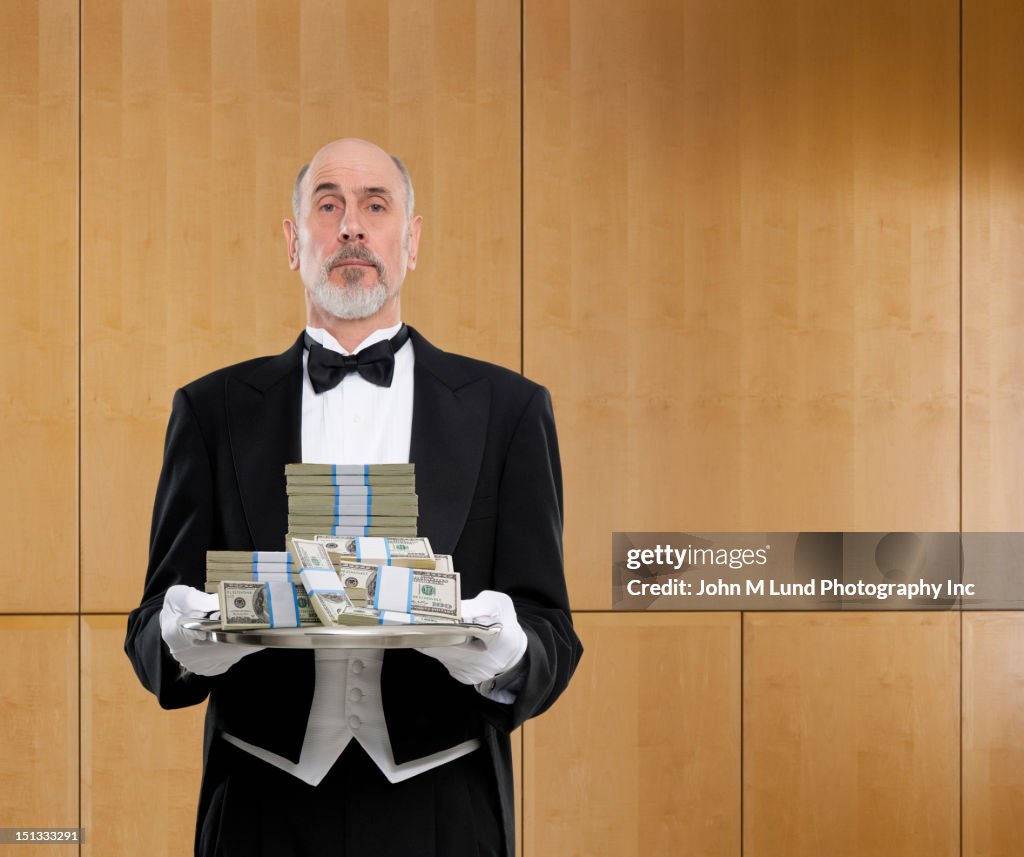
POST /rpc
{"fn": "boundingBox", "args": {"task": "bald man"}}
[125,140,582,857]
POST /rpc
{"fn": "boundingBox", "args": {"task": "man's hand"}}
[160,585,265,677]
[415,590,528,688]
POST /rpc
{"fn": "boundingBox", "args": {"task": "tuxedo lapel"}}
[226,334,304,549]
[408,328,491,556]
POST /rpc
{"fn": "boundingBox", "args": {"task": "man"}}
[124,138,582,856]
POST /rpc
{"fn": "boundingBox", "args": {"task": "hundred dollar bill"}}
[289,538,336,570]
[312,535,436,568]
[218,581,271,628]
[339,563,461,620]
[333,560,378,589]
[211,580,321,625]
[298,568,356,626]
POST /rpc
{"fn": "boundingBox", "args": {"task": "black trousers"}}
[198,738,505,857]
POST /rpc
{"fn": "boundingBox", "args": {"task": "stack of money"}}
[334,560,462,620]
[291,537,462,624]
[206,550,320,628]
[291,538,380,626]
[299,535,438,569]
[286,463,418,538]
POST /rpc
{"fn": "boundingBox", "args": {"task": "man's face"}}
[286,141,421,321]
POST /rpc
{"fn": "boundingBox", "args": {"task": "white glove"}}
[160,584,265,677]
[415,590,528,687]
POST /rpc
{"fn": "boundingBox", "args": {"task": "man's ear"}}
[283,219,300,270]
[406,214,423,271]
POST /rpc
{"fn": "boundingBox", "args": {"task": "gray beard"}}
[310,264,389,320]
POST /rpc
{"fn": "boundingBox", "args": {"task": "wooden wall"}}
[2,0,1022,855]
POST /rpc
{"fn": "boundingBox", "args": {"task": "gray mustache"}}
[326,246,384,276]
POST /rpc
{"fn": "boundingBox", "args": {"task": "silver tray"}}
[179,617,500,649]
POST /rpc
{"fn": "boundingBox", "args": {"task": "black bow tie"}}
[304,325,410,393]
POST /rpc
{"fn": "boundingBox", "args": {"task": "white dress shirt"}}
[222,323,480,785]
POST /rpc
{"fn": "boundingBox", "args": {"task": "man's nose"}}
[338,213,365,241]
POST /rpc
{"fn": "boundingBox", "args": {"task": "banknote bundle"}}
[286,463,418,538]
[335,560,462,620]
[290,538,461,623]
[206,550,321,628]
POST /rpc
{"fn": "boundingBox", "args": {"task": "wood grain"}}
[81,0,520,611]
[524,0,960,609]
[962,0,1024,531]
[743,613,959,857]
[963,613,1024,857]
[0,617,78,854]
[523,613,741,857]
[81,615,206,857]
[0,0,78,612]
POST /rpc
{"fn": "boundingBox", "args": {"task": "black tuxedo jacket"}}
[124,327,582,854]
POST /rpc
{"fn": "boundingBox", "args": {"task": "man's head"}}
[283,139,422,325]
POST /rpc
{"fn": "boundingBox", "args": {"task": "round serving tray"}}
[179,617,500,649]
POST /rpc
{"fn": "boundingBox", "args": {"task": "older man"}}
[125,139,582,857]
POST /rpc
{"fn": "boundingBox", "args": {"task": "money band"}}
[355,537,391,563]
[331,526,371,536]
[253,551,292,565]
[328,485,371,499]
[330,464,370,481]
[373,565,414,613]
[299,568,346,597]
[379,610,415,625]
[266,579,300,628]
[253,556,292,578]
[318,514,381,526]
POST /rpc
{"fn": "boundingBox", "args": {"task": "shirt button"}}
[351,660,364,674]
[349,687,363,702]
[348,715,361,729]
[352,414,361,423]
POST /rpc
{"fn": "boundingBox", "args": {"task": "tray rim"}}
[179,616,500,649]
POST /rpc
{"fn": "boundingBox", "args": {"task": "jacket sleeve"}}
[476,385,584,732]
[124,388,217,709]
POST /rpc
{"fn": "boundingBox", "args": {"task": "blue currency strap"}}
[373,566,384,610]
[290,582,300,623]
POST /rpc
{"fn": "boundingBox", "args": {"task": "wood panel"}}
[0,617,78,853]
[81,0,520,611]
[81,615,206,857]
[963,0,1024,531]
[512,727,522,857]
[963,613,1024,857]
[524,0,960,609]
[0,0,78,612]
[744,613,959,857]
[524,613,741,857]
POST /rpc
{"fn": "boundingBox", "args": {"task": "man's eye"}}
[320,203,337,212]
[368,203,385,213]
